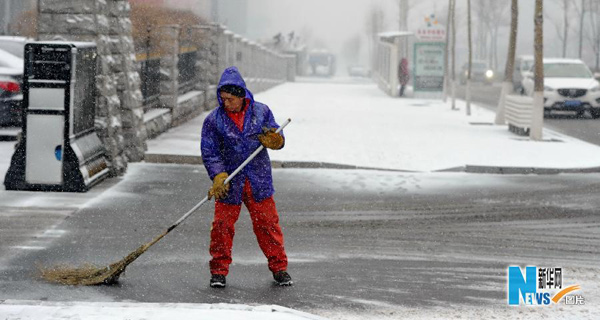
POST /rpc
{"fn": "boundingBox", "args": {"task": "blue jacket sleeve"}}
[201,116,227,180]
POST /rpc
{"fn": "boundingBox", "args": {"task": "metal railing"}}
[138,55,161,110]
[178,47,198,94]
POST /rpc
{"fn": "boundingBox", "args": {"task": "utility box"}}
[4,42,109,192]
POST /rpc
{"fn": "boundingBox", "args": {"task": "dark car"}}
[0,48,23,127]
[460,61,495,85]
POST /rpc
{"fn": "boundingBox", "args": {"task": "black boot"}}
[210,274,226,288]
[273,271,293,286]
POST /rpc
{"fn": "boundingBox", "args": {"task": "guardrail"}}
[505,94,533,136]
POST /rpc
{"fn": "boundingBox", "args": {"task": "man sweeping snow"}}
[201,66,292,288]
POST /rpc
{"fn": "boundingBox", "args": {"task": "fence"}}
[177,48,198,94]
[138,54,161,110]
[135,23,297,138]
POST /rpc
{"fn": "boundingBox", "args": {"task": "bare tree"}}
[571,0,587,59]
[487,1,509,70]
[472,0,509,71]
[546,0,571,58]
[451,0,458,110]
[342,34,362,66]
[472,1,489,61]
[495,0,519,125]
[586,0,600,71]
[394,0,416,31]
[366,4,386,72]
[466,0,473,116]
[531,0,544,140]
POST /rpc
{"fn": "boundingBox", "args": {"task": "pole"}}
[466,0,472,116]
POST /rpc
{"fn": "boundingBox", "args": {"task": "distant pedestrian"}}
[201,66,292,288]
[398,58,410,97]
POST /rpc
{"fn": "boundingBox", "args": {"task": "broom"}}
[40,118,292,285]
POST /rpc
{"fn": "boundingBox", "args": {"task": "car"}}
[308,50,336,77]
[0,36,29,58]
[347,65,370,78]
[459,60,494,85]
[521,58,600,118]
[513,55,534,93]
[0,48,23,127]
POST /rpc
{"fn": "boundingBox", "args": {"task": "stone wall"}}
[37,0,146,176]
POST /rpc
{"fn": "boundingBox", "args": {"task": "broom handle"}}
[166,118,292,232]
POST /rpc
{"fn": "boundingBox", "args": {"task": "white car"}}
[522,58,600,118]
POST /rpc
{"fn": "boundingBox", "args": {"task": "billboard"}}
[413,42,445,92]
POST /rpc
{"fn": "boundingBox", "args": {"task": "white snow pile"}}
[260,81,600,171]
[0,300,328,320]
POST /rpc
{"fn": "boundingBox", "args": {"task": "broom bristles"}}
[39,231,163,286]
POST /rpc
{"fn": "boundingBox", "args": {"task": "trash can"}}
[4,41,109,192]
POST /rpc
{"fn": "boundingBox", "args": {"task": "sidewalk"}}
[147,79,600,173]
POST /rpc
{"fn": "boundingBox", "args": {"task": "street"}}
[3,0,600,319]
[456,83,600,146]
[1,164,599,318]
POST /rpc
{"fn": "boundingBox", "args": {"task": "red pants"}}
[210,180,288,275]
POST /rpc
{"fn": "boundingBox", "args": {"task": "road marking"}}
[40,229,66,238]
[11,246,45,250]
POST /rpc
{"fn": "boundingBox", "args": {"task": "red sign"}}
[416,28,446,42]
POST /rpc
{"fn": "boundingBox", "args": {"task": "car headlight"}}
[590,84,600,92]
[464,70,469,76]
[544,85,554,92]
[485,70,494,78]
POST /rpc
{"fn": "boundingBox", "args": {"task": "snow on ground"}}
[147,80,600,172]
[0,301,327,320]
[259,81,600,171]
[312,265,600,320]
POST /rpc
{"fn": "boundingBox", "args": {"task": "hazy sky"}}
[234,0,594,70]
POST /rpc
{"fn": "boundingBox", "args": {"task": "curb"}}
[463,165,600,175]
[144,154,203,165]
[144,153,600,175]
[0,300,329,320]
[144,154,415,172]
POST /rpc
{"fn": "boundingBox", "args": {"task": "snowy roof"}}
[517,55,534,60]
[543,58,586,64]
[378,31,414,38]
[27,41,96,48]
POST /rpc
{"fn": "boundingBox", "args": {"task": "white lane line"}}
[39,229,66,238]
[11,246,45,250]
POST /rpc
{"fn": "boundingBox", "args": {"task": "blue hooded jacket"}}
[201,67,283,204]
